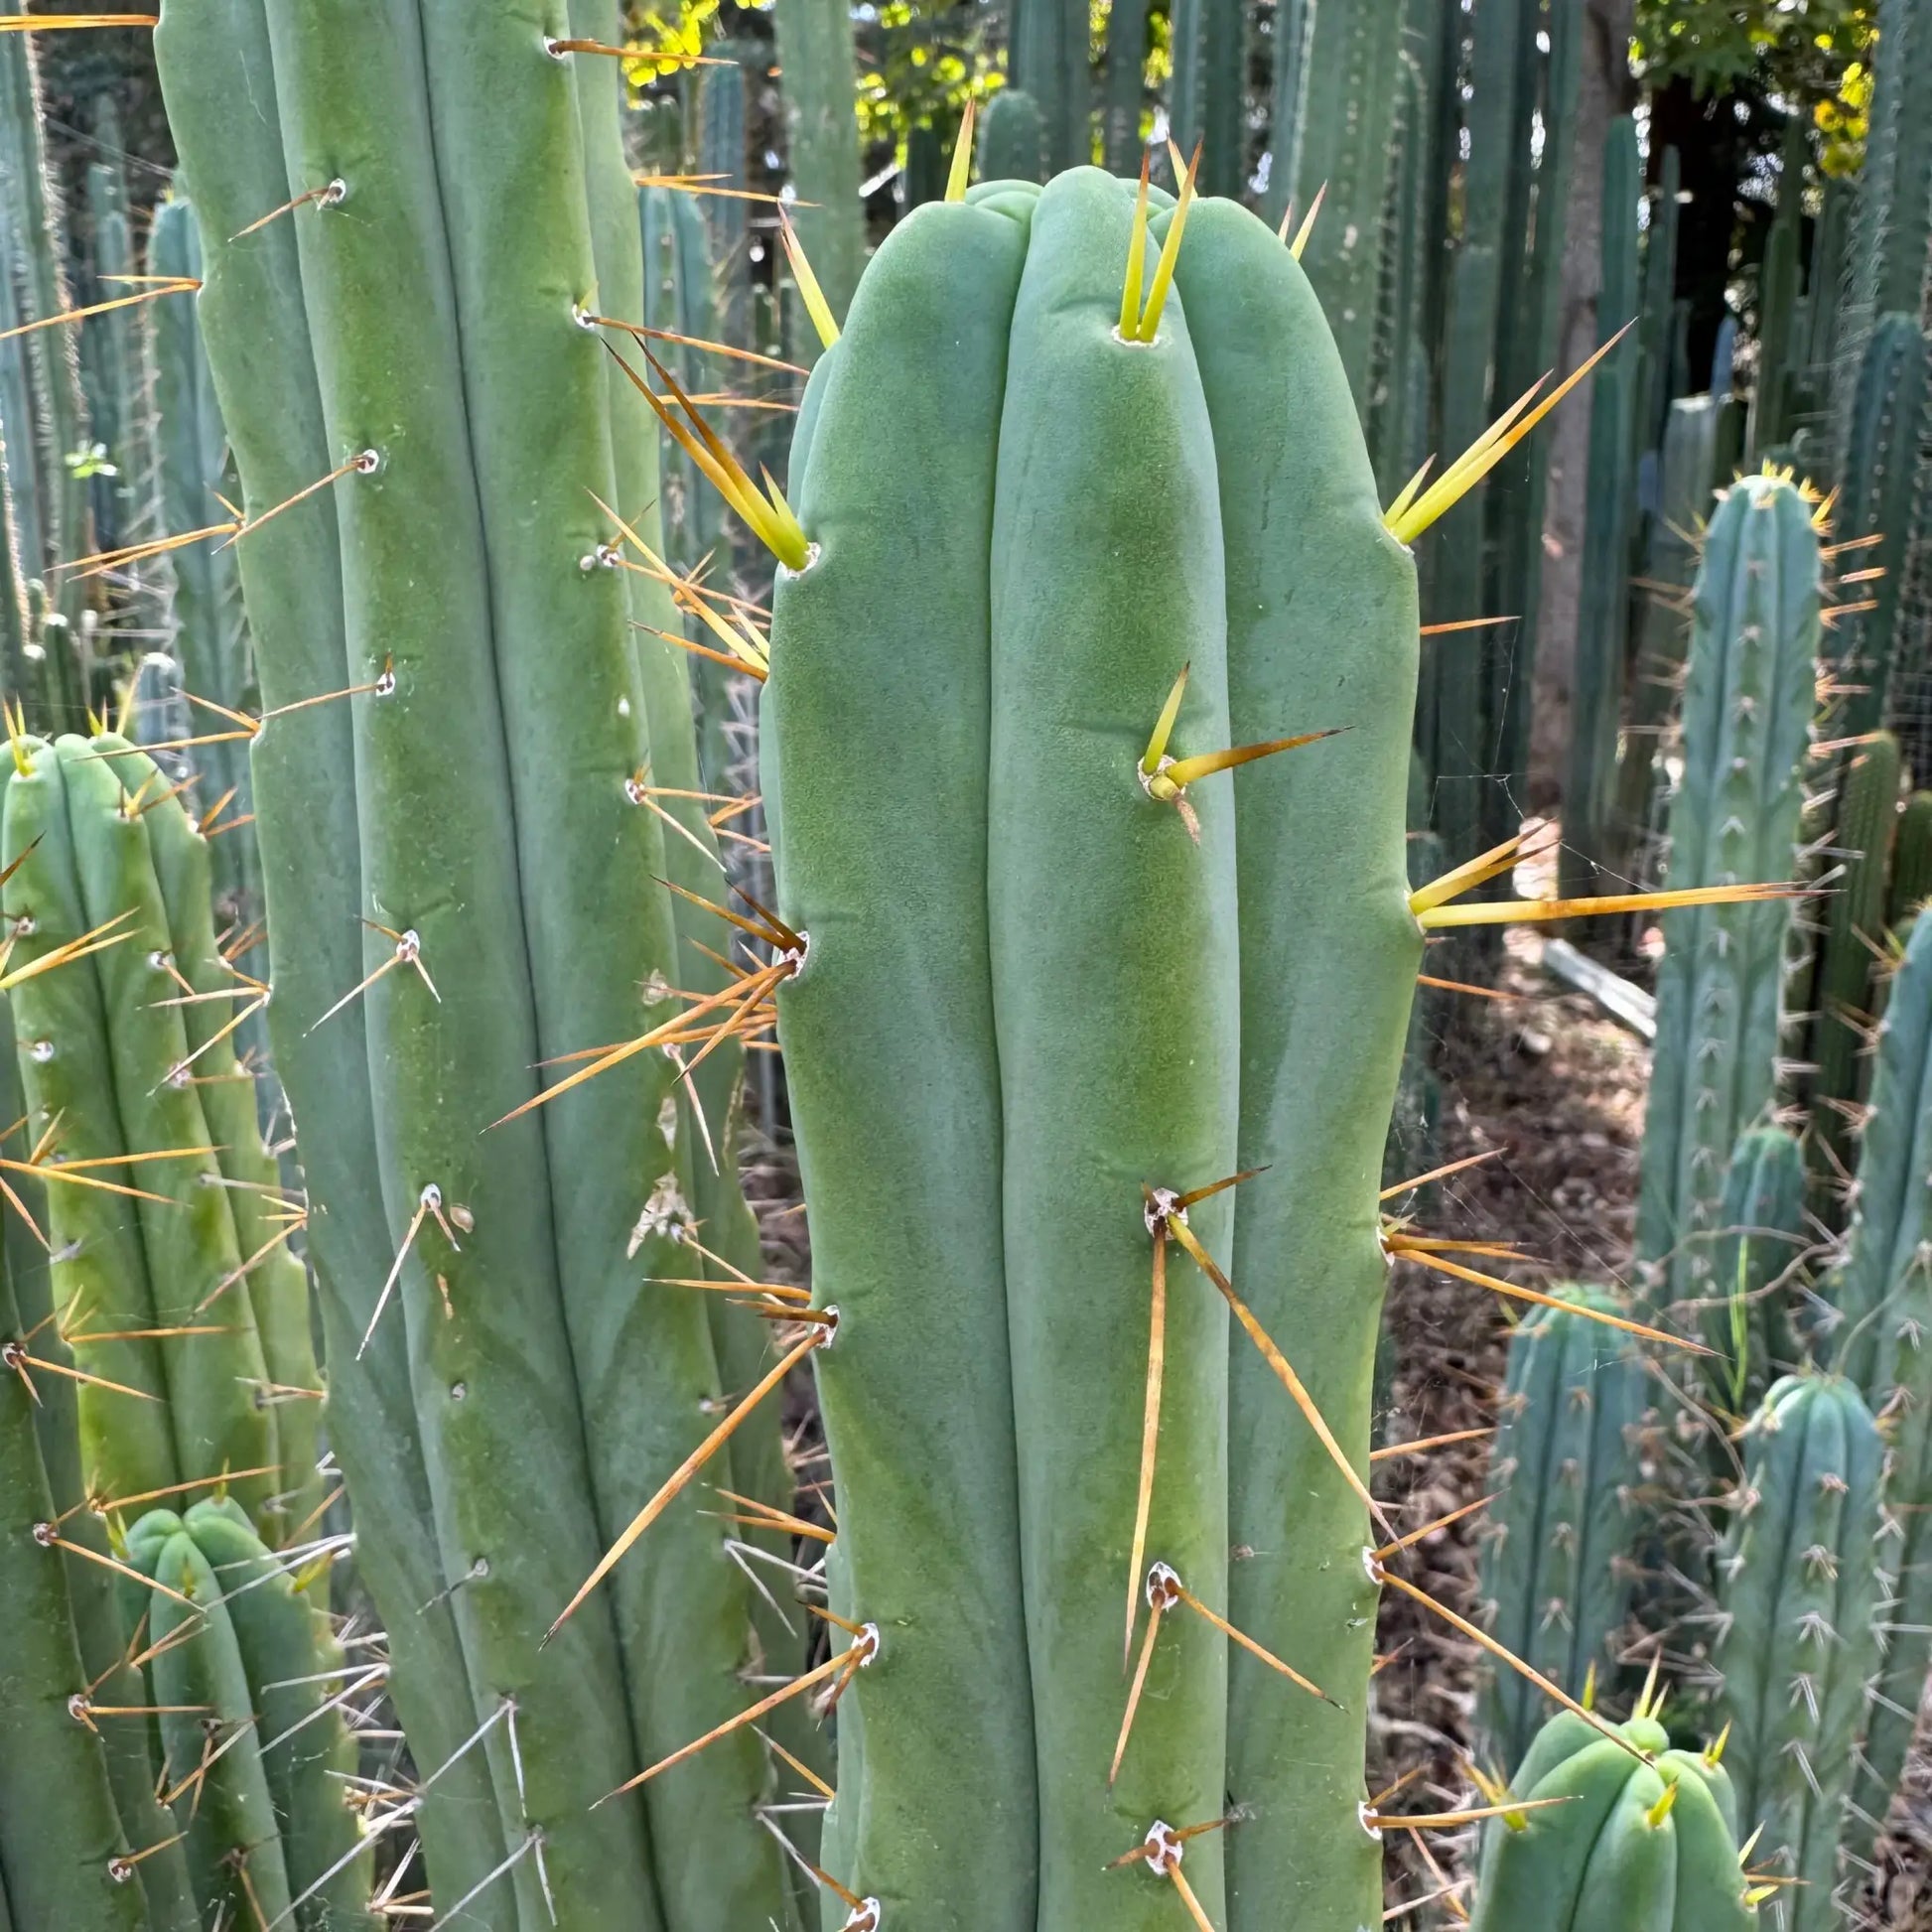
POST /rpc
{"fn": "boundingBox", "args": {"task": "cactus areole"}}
[766,168,1420,1930]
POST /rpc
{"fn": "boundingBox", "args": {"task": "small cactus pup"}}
[0,731,297,1534]
[1820,911,1932,1861]
[551,144,1759,1932]
[1476,1286,1651,1773]
[127,1498,374,1930]
[1469,1689,1759,1931]
[1700,1374,1884,1930]
[1635,470,1821,1320]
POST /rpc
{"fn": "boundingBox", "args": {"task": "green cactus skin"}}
[0,200,44,623]
[0,0,90,724]
[1470,1710,1755,1932]
[697,57,751,347]
[1705,1127,1808,1416]
[1810,731,1902,1195]
[1560,116,1642,897]
[1828,316,1925,740]
[773,0,867,356]
[1821,913,1932,1857]
[80,105,145,562]
[141,764,326,1546]
[1099,0,1150,174]
[146,196,263,966]
[2,734,283,1523]
[130,1500,374,1931]
[1635,475,1819,1314]
[1749,119,1806,464]
[1610,394,1722,885]
[1264,0,1404,405]
[0,1259,149,1932]
[1010,0,1088,174]
[218,4,800,1923]
[768,170,1418,1931]
[1707,1374,1884,1932]
[1476,1288,1649,1774]
[979,86,1046,183]
[1167,0,1244,198]
[149,1,509,1912]
[1889,790,1932,926]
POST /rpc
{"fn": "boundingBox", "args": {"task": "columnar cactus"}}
[1890,788,1932,925]
[1166,0,1244,198]
[1477,1287,1650,1772]
[1635,473,1819,1314]
[772,0,866,356]
[1009,0,1088,174]
[128,1498,373,1930]
[155,2,809,1923]
[1808,730,1901,1194]
[1703,1126,1808,1414]
[979,85,1046,183]
[1704,1374,1884,1930]
[1470,1703,1757,1931]
[146,195,262,962]
[1,733,299,1532]
[1822,911,1932,1859]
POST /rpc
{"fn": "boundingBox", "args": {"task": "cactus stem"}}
[1286,183,1325,262]
[776,211,841,351]
[1166,1207,1394,1535]
[0,276,197,344]
[945,100,977,203]
[1373,1566,1643,1760]
[1370,1426,1495,1464]
[1388,1246,1713,1351]
[1388,324,1633,544]
[1126,1217,1168,1663]
[1372,1491,1498,1562]
[608,1631,873,1800]
[549,1319,831,1640]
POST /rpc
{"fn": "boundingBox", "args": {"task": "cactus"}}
[1889,788,1932,925]
[1634,474,1819,1315]
[0,0,90,724]
[1099,0,1150,174]
[1808,730,1901,1197]
[156,3,813,1922]
[695,54,750,350]
[1476,1288,1649,1773]
[1,733,299,1532]
[773,0,866,357]
[1261,0,1405,406]
[1009,0,1087,174]
[979,85,1045,183]
[146,196,265,985]
[1749,117,1807,464]
[1167,0,1244,199]
[1703,1127,1808,1415]
[1560,116,1642,897]
[1470,1702,1756,1931]
[79,100,146,561]
[1703,1374,1884,1930]
[128,1499,372,1930]
[1826,316,1926,741]
[1820,911,1932,1856]
[1610,393,1723,885]
[0,1207,197,1931]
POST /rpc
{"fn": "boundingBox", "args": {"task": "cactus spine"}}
[1476,1288,1648,1773]
[1706,1374,1884,1930]
[1635,474,1819,1313]
[767,169,1419,1930]
[128,1499,374,1930]
[1822,912,1932,1856]
[1470,1706,1755,1931]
